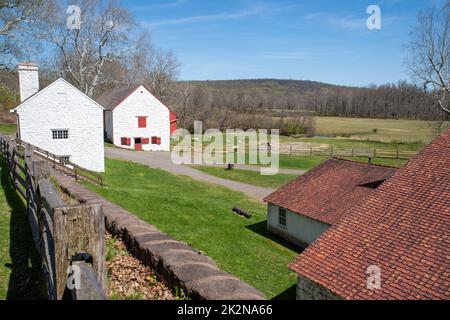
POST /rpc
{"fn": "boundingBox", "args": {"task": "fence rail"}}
[0,135,107,300]
[17,139,103,186]
[205,145,416,160]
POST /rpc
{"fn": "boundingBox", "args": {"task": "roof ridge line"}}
[331,156,400,169]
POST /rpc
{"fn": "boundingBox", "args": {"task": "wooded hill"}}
[173,79,446,121]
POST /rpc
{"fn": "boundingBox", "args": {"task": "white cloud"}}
[143,4,270,27]
[133,0,189,10]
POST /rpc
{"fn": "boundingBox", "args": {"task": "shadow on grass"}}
[1,159,47,300]
[245,220,304,254]
[271,284,297,300]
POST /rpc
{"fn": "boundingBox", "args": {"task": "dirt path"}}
[105,147,278,201]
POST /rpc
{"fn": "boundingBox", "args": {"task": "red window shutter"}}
[142,138,150,144]
[156,137,161,145]
[151,136,157,144]
[138,116,147,128]
[126,138,131,146]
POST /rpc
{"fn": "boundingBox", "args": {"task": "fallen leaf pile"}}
[106,233,174,300]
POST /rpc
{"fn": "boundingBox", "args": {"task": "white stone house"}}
[11,63,105,172]
[97,85,176,152]
[264,158,397,248]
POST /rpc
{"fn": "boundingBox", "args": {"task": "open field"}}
[0,159,46,300]
[84,158,299,299]
[191,166,298,188]
[313,117,447,144]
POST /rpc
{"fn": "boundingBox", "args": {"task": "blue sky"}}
[123,0,446,87]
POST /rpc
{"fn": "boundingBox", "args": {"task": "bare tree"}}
[35,0,141,97]
[406,3,450,114]
[127,34,179,102]
[0,0,43,67]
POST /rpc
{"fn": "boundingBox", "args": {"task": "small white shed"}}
[264,158,397,248]
[97,85,175,152]
[11,63,105,172]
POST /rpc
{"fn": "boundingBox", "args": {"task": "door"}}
[134,137,143,151]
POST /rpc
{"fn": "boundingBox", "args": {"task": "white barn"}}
[11,63,105,172]
[97,85,175,152]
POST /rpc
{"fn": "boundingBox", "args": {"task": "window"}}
[52,129,68,140]
[279,208,287,227]
[59,156,71,165]
[151,136,161,145]
[121,137,131,146]
[138,116,147,128]
[142,138,150,145]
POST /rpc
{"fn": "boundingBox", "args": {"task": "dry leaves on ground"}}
[106,233,175,300]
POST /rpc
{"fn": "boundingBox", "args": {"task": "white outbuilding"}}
[11,62,105,172]
[97,85,177,152]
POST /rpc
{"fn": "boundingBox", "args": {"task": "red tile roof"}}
[290,129,450,300]
[264,158,397,225]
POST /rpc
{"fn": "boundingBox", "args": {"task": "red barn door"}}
[134,137,143,151]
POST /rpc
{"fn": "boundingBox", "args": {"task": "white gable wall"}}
[111,86,170,151]
[15,79,105,172]
[267,203,330,248]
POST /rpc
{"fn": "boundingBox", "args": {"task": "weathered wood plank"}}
[53,204,106,300]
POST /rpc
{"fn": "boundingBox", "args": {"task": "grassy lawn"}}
[0,123,16,135]
[84,158,299,299]
[191,166,298,188]
[0,159,46,300]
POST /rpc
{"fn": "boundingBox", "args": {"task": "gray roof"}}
[96,85,139,111]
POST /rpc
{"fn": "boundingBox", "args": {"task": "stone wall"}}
[296,275,342,300]
[55,172,265,300]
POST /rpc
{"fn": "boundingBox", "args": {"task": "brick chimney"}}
[18,62,39,102]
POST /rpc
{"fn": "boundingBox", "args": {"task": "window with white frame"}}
[279,207,287,227]
[52,129,69,140]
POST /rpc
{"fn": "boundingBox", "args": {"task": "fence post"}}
[310,147,312,156]
[396,145,399,159]
[53,203,106,299]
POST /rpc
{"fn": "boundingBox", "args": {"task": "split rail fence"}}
[0,135,107,300]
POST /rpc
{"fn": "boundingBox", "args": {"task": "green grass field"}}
[0,123,16,135]
[313,117,447,143]
[0,159,46,300]
[84,159,299,299]
[191,166,298,188]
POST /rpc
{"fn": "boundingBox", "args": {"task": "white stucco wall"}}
[15,78,105,172]
[267,203,331,248]
[18,65,39,102]
[111,86,170,151]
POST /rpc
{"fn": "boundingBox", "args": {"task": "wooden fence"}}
[0,136,107,300]
[276,145,416,160]
[17,139,103,186]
